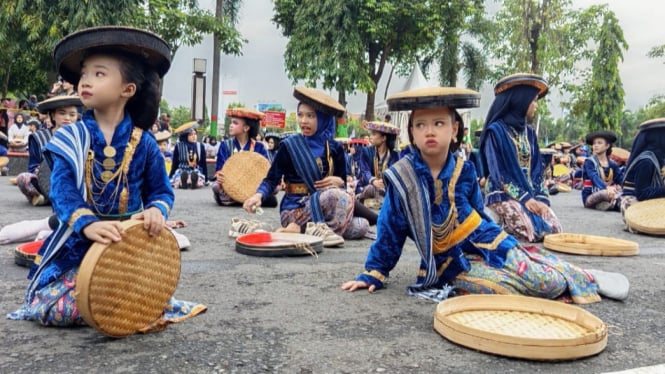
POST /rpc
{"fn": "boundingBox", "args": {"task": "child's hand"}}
[341,280,376,293]
[133,207,165,236]
[83,221,125,244]
[216,172,225,186]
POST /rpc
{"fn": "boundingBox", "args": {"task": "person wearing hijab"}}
[8,112,31,152]
[581,130,623,211]
[169,121,209,189]
[242,87,371,247]
[620,118,665,218]
[355,121,400,208]
[264,132,281,164]
[479,73,562,242]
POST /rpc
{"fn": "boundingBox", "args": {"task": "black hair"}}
[384,114,392,122]
[386,133,397,151]
[244,118,260,140]
[83,47,161,131]
[407,107,463,153]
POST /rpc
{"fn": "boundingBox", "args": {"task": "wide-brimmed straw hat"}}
[265,132,281,141]
[154,131,171,142]
[54,26,171,85]
[293,86,345,117]
[226,107,266,121]
[585,130,617,145]
[638,117,665,131]
[494,73,549,99]
[386,87,480,111]
[364,121,400,135]
[173,121,198,135]
[37,95,82,114]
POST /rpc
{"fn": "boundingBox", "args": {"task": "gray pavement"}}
[0,178,664,374]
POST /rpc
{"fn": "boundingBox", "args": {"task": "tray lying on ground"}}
[235,232,323,257]
[624,198,665,236]
[14,240,44,267]
[543,233,639,256]
[433,294,607,361]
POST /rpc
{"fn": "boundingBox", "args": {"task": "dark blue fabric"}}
[581,156,623,204]
[214,138,268,172]
[302,109,336,159]
[357,146,399,189]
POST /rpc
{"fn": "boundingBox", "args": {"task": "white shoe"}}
[588,269,630,301]
[229,217,266,238]
[305,222,344,247]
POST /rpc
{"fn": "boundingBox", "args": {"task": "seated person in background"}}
[581,130,623,211]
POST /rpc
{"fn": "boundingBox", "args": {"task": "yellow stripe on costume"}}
[68,208,95,228]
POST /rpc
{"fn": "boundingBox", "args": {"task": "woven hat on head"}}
[226,107,266,121]
[560,141,572,149]
[364,121,400,135]
[54,26,171,85]
[264,132,281,141]
[494,73,549,99]
[638,117,665,131]
[174,121,198,135]
[386,87,480,111]
[154,131,171,142]
[585,130,617,145]
[293,86,345,117]
[37,95,82,114]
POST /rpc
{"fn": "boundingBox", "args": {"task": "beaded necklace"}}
[373,147,390,180]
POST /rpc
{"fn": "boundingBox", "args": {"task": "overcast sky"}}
[161,0,665,121]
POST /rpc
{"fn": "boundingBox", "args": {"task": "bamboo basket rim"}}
[543,233,639,256]
[624,198,665,235]
[221,152,271,203]
[75,219,181,337]
[433,294,607,361]
[235,232,323,257]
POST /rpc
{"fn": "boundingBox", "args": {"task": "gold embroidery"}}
[151,200,171,215]
[363,270,386,282]
[436,256,455,277]
[68,208,95,227]
[455,274,512,295]
[433,210,482,254]
[472,230,508,250]
[434,179,443,205]
[373,148,390,181]
[431,157,464,246]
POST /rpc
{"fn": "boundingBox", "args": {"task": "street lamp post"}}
[192,58,207,129]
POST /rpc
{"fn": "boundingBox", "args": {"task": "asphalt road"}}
[0,178,663,374]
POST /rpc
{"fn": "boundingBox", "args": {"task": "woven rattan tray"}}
[434,294,607,360]
[76,219,181,337]
[235,232,323,257]
[543,233,639,256]
[624,198,665,235]
[221,152,271,203]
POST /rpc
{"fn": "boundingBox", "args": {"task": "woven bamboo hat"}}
[54,26,171,85]
[364,121,400,135]
[76,219,181,337]
[638,117,665,130]
[154,131,171,142]
[174,121,199,135]
[221,152,271,202]
[624,198,665,235]
[434,294,607,361]
[36,95,82,114]
[494,73,549,99]
[610,147,630,163]
[226,107,266,121]
[585,130,617,145]
[293,86,345,117]
[387,87,480,111]
[265,132,281,142]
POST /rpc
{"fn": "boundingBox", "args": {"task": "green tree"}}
[419,0,489,90]
[0,0,244,97]
[481,1,608,87]
[273,0,454,120]
[585,11,628,135]
[648,44,665,62]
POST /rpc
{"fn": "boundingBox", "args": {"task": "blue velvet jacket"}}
[581,155,623,204]
[356,151,516,290]
[257,136,346,212]
[28,111,174,292]
[357,146,399,188]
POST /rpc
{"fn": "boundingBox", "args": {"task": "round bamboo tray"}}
[434,294,607,361]
[543,233,639,256]
[76,219,181,337]
[235,232,323,257]
[624,198,665,235]
[221,152,271,203]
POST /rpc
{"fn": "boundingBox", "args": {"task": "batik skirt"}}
[489,199,562,242]
[453,244,601,304]
[7,268,207,328]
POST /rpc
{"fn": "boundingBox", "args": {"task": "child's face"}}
[158,140,168,153]
[297,103,318,136]
[52,105,79,130]
[410,107,458,159]
[15,114,24,124]
[369,130,386,147]
[78,54,134,110]
[592,138,610,156]
[228,117,248,137]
